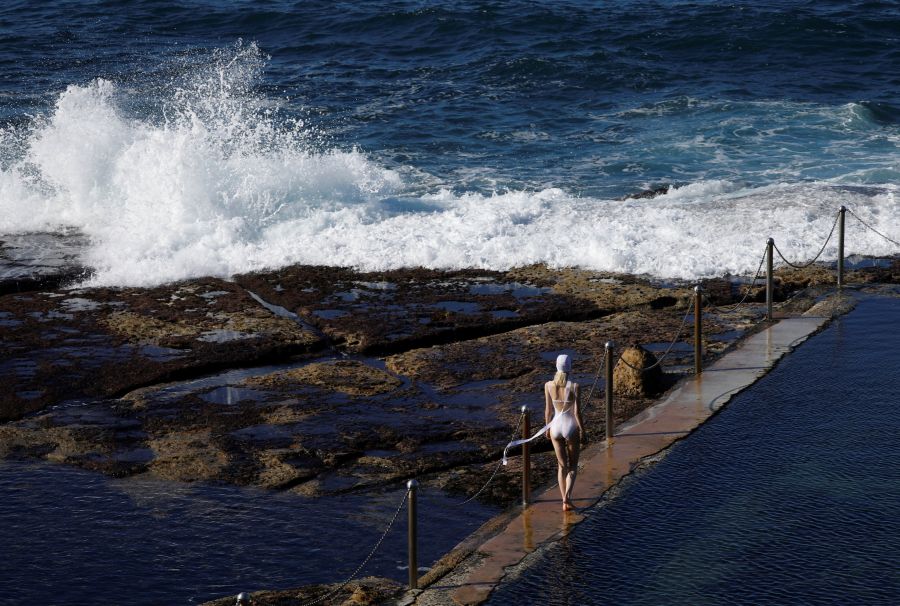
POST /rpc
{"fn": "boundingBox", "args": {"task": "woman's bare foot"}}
[562,501,572,511]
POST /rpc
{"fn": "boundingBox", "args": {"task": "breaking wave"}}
[0,42,897,287]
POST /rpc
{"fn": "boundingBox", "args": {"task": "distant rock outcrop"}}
[617,185,672,200]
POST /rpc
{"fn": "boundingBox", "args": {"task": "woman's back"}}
[547,381,578,441]
[547,380,576,414]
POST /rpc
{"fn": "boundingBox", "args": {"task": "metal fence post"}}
[407,479,418,590]
[604,341,614,443]
[838,206,846,288]
[521,405,531,506]
[694,285,702,375]
[766,238,774,321]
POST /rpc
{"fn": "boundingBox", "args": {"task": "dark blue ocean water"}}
[487,294,900,606]
[4,0,900,192]
[0,0,898,285]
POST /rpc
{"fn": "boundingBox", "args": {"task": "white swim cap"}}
[556,354,571,372]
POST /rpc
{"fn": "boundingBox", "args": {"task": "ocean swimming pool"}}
[487,294,900,606]
[0,463,495,605]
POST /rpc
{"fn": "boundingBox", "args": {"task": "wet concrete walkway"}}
[405,311,836,606]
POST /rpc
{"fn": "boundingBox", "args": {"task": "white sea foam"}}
[0,45,897,287]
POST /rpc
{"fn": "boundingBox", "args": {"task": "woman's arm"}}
[574,384,585,439]
[544,382,553,437]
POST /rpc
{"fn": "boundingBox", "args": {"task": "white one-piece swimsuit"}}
[548,381,578,440]
[501,380,579,465]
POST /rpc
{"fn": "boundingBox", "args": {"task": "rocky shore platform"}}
[1,256,898,605]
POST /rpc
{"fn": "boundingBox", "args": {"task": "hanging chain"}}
[706,244,769,314]
[847,207,900,248]
[581,351,606,411]
[617,296,695,372]
[299,488,410,606]
[453,410,525,506]
[772,210,840,269]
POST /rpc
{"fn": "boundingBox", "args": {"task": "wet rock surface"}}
[2,260,896,604]
[199,576,404,606]
[0,232,91,295]
[232,265,680,354]
[5,262,893,494]
[0,278,323,422]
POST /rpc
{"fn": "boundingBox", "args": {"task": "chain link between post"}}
[581,352,606,412]
[453,410,525,506]
[772,211,840,269]
[617,296,695,373]
[846,208,900,248]
[706,245,769,314]
[299,487,410,606]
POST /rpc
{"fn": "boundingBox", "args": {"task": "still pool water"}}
[488,294,900,606]
[0,464,495,605]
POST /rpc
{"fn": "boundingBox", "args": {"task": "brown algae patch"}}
[507,265,692,309]
[254,448,320,490]
[103,310,198,342]
[244,360,402,397]
[235,265,602,353]
[385,308,708,392]
[104,309,317,346]
[260,404,313,425]
[147,429,229,482]
[218,310,320,345]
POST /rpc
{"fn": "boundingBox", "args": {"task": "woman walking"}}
[545,354,584,510]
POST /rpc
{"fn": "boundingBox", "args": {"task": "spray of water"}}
[0,41,401,285]
[0,42,896,287]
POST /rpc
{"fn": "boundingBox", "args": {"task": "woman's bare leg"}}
[563,434,580,508]
[551,436,570,509]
